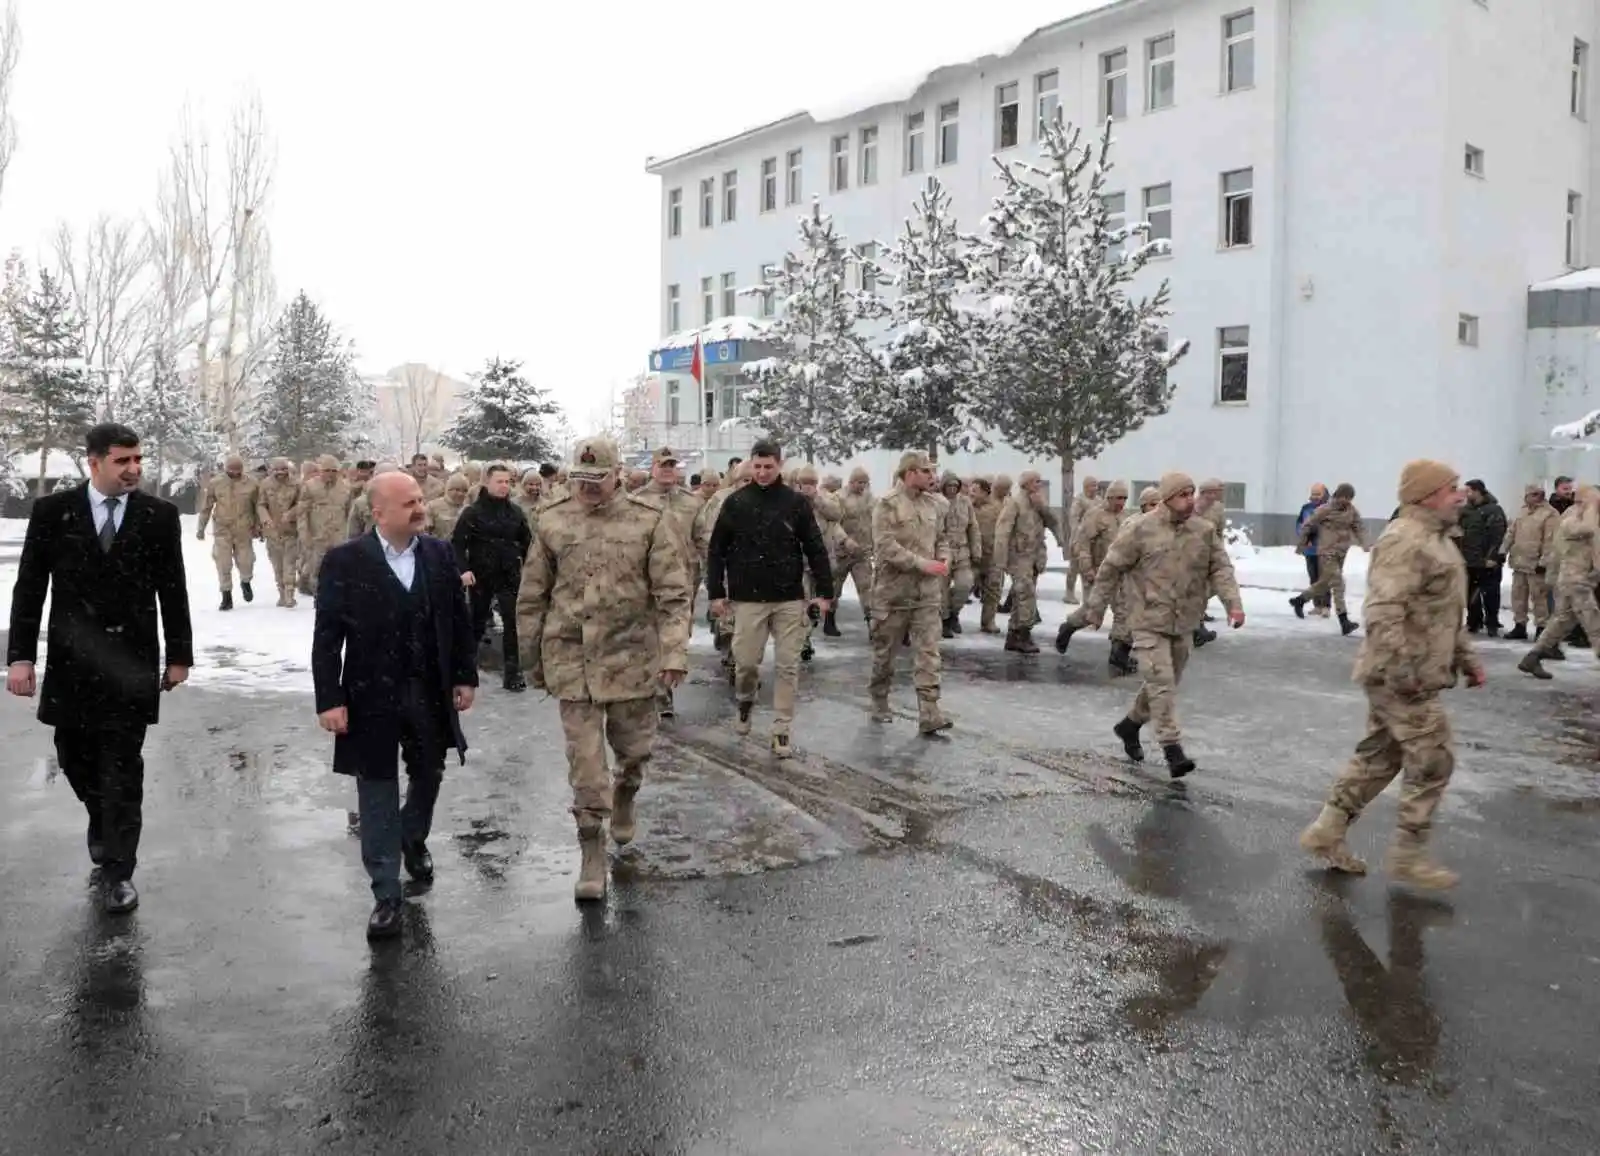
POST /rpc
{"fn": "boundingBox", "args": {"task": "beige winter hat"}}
[1104,480,1130,499]
[1158,471,1195,502]
[1138,486,1160,507]
[849,466,870,483]
[1398,459,1457,505]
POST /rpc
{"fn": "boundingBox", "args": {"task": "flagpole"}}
[695,334,709,470]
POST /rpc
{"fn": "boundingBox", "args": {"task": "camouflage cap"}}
[521,467,541,483]
[848,466,871,483]
[316,454,340,470]
[270,456,292,470]
[896,450,934,477]
[941,470,962,488]
[699,468,722,486]
[570,436,621,481]
[1158,471,1195,501]
[1199,476,1224,492]
[1525,481,1546,495]
[795,463,820,485]
[652,445,679,466]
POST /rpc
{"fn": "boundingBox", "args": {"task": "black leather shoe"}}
[87,824,105,866]
[104,880,139,914]
[367,898,403,939]
[403,840,434,881]
[241,581,254,603]
[504,671,527,692]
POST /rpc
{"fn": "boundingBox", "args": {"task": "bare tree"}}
[0,4,22,208]
[398,363,447,455]
[53,217,153,416]
[217,94,274,449]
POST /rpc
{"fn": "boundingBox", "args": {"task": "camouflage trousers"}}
[732,601,808,734]
[1328,685,1454,835]
[1064,559,1082,603]
[942,560,975,618]
[833,549,873,618]
[979,562,1003,628]
[265,535,300,597]
[1534,583,1600,654]
[869,604,942,700]
[1007,564,1041,630]
[1509,570,1549,628]
[212,530,255,588]
[1300,548,1350,616]
[300,538,334,593]
[1127,630,1192,744]
[557,696,657,826]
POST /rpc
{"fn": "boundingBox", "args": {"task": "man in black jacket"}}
[1459,479,1507,636]
[6,423,193,914]
[452,463,533,691]
[706,439,833,758]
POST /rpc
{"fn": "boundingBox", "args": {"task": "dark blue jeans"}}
[355,678,446,901]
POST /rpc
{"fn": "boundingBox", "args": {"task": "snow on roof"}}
[1530,268,1600,291]
[657,316,773,351]
[644,0,1128,171]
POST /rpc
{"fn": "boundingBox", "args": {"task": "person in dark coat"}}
[312,472,479,939]
[451,463,533,692]
[1295,482,1332,616]
[1459,479,1508,635]
[6,423,193,915]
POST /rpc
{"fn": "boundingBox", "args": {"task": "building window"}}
[667,188,682,238]
[1218,326,1250,403]
[858,242,878,293]
[1035,70,1059,138]
[1569,192,1584,267]
[699,178,714,228]
[666,284,680,332]
[666,379,680,427]
[906,110,926,172]
[758,264,776,317]
[700,276,714,325]
[1144,183,1172,248]
[831,134,849,192]
[1458,313,1479,346]
[937,101,959,165]
[859,126,879,185]
[721,170,737,222]
[1222,483,1247,510]
[760,158,777,212]
[721,272,737,318]
[1147,34,1175,111]
[786,149,803,205]
[996,81,1019,148]
[1100,49,1128,121]
[1464,143,1485,176]
[1221,168,1253,247]
[1224,10,1255,92]
[1575,40,1589,119]
[1103,192,1126,263]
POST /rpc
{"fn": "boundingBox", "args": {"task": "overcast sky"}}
[2,0,1095,431]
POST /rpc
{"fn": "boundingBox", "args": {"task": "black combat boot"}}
[503,670,527,692]
[823,611,841,637]
[941,616,955,640]
[1193,625,1216,648]
[1014,629,1040,655]
[1055,621,1078,653]
[1571,627,1590,649]
[801,638,815,662]
[1504,623,1529,641]
[1518,652,1553,680]
[219,590,234,611]
[1164,743,1196,779]
[1338,613,1360,636]
[241,580,253,603]
[1547,644,1567,660]
[950,615,963,635]
[1108,639,1137,676]
[1289,595,1306,619]
[1113,717,1145,762]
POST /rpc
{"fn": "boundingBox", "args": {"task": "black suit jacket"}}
[7,486,194,728]
[311,532,478,780]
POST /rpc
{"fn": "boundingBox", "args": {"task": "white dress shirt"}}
[381,533,419,590]
[87,485,128,537]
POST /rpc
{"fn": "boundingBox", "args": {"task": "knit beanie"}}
[1158,471,1194,502]
[1104,480,1129,499]
[1138,486,1160,507]
[1397,459,1457,505]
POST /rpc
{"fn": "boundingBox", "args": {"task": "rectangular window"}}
[667,188,682,238]
[758,263,776,317]
[937,101,959,165]
[786,149,803,205]
[1464,143,1485,176]
[1575,40,1589,118]
[1103,192,1127,263]
[699,178,714,228]
[666,284,680,332]
[666,380,680,427]
[1218,326,1250,402]
[906,110,926,172]
[1035,70,1059,138]
[1101,49,1128,120]
[859,125,879,185]
[760,158,777,212]
[1458,313,1479,346]
[721,272,737,318]
[1569,191,1584,266]
[721,170,737,222]
[1222,483,1246,510]
[1224,10,1255,92]
[858,242,878,293]
[700,276,714,325]
[1144,183,1172,248]
[1147,34,1175,111]
[831,134,849,192]
[1221,167,1253,247]
[996,81,1019,148]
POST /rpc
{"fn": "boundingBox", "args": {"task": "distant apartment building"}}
[367,363,471,460]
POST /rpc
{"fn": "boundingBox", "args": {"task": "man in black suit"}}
[312,471,478,940]
[6,423,193,914]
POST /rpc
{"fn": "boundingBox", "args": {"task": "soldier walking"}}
[832,466,875,632]
[971,478,1003,634]
[410,453,445,501]
[298,455,352,596]
[1063,475,1099,604]
[1056,473,1244,778]
[1517,485,1600,680]
[938,472,982,638]
[516,436,690,901]
[1191,478,1227,647]
[796,465,846,658]
[347,463,401,539]
[426,473,471,541]
[870,452,953,733]
[702,463,748,663]
[641,446,708,717]
[993,471,1051,653]
[1300,460,1482,889]
[197,453,260,610]
[1501,482,1558,641]
[514,468,544,529]
[256,458,303,608]
[1291,482,1365,635]
[1061,480,1136,676]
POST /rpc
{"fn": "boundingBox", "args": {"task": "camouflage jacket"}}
[1551,505,1600,588]
[840,489,875,554]
[871,483,949,611]
[1500,502,1559,573]
[993,490,1049,574]
[347,492,374,539]
[1198,502,1226,534]
[641,480,709,568]
[1073,503,1128,577]
[199,474,259,537]
[255,478,301,540]
[298,478,352,544]
[1069,492,1098,537]
[1353,505,1477,693]
[427,496,467,541]
[516,491,691,703]
[513,494,542,534]
[423,475,446,502]
[942,493,982,568]
[972,498,1000,569]
[1077,506,1241,635]
[1299,499,1365,554]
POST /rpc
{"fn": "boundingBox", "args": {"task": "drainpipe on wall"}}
[1263,0,1295,541]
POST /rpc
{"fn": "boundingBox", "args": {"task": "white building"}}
[645,0,1598,539]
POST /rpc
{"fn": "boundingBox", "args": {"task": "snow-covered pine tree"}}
[254,291,363,462]
[864,177,987,459]
[119,345,223,496]
[971,115,1189,517]
[0,268,96,494]
[441,357,559,463]
[740,200,884,464]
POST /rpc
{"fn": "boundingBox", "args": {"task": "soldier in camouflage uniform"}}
[1189,477,1228,647]
[702,463,749,662]
[641,446,708,716]
[514,468,544,531]
[517,435,690,902]
[346,463,401,539]
[626,468,650,493]
[197,453,260,611]
[1058,473,1244,778]
[1500,482,1559,641]
[1518,486,1600,679]
[1061,480,1136,676]
[298,454,352,595]
[1137,486,1159,514]
[991,475,1015,614]
[427,473,471,541]
[794,465,845,659]
[993,471,1051,653]
[347,461,375,508]
[1292,483,1366,635]
[832,467,875,631]
[869,451,952,733]
[407,453,444,501]
[938,472,982,638]
[1064,475,1100,605]
[463,462,483,504]
[970,478,1003,634]
[1301,460,1482,890]
[256,457,303,608]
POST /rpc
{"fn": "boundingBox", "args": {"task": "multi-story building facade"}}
[646,0,1598,536]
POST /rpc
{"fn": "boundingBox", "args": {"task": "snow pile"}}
[657,316,772,351]
[1551,410,1600,441]
[1223,521,1256,560]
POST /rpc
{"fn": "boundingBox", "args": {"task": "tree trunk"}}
[37,439,46,497]
[1059,453,1075,551]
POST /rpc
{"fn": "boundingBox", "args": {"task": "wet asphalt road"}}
[1,608,1598,1154]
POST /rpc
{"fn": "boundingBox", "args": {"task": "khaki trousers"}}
[212,530,255,588]
[1328,686,1454,835]
[1510,570,1549,628]
[1534,584,1600,654]
[869,605,942,699]
[558,697,657,824]
[732,601,809,733]
[1127,630,1192,744]
[266,535,300,596]
[1301,548,1350,615]
[833,549,874,618]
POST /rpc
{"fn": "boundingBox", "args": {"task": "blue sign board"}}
[647,340,744,373]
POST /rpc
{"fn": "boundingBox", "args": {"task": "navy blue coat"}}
[311,533,478,780]
[1296,500,1323,556]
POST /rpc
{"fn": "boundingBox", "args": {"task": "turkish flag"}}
[690,337,703,386]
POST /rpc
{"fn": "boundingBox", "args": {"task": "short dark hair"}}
[86,422,139,458]
[485,464,514,481]
[1334,482,1356,500]
[356,460,376,471]
[539,462,558,478]
[689,472,702,487]
[1556,474,1573,487]
[1465,478,1486,494]
[727,456,742,468]
[749,439,781,461]
[411,453,428,465]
